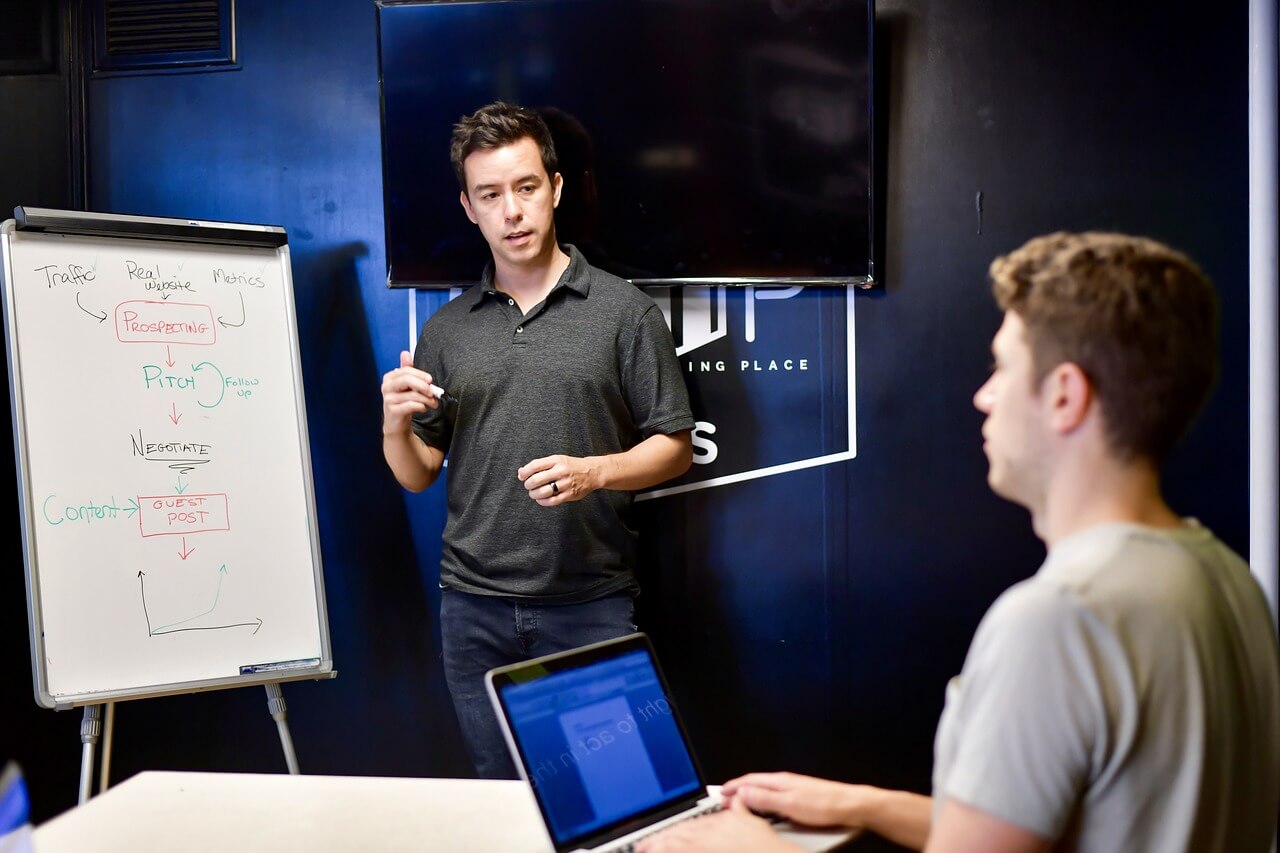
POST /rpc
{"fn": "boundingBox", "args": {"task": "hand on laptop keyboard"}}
[608,802,722,852]
[633,797,799,852]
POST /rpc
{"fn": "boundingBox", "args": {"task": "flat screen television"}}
[377,0,874,287]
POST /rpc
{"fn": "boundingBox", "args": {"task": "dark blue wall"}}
[82,0,472,780]
[3,1,1252,841]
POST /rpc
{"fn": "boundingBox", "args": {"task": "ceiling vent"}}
[93,0,236,75]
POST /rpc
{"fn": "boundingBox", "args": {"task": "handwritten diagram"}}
[31,254,272,639]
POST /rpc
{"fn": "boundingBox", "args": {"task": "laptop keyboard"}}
[602,801,725,853]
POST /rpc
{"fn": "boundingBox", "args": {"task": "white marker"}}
[430,384,446,399]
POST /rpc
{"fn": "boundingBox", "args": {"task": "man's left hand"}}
[635,797,803,853]
[518,454,601,505]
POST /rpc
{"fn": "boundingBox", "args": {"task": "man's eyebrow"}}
[470,174,543,194]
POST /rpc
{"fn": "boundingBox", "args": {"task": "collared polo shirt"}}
[411,245,695,602]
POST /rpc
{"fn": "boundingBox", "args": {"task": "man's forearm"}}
[858,788,933,851]
[382,430,443,493]
[592,431,692,492]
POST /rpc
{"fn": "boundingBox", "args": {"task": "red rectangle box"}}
[115,301,217,345]
[137,493,230,537]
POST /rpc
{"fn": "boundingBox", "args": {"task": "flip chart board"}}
[1,208,333,709]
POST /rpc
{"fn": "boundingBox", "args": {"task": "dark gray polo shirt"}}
[410,245,694,602]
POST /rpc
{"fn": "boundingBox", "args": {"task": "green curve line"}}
[151,565,227,632]
[192,361,227,409]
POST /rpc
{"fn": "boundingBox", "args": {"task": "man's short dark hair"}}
[450,102,559,194]
[990,231,1219,464]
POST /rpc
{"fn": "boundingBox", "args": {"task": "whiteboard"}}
[1,209,333,709]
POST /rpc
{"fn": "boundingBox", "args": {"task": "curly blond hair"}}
[990,231,1219,463]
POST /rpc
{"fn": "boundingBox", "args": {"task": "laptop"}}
[0,761,32,853]
[486,633,722,852]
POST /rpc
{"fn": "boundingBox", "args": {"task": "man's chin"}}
[986,471,1016,502]
[495,241,545,266]
[989,476,1038,515]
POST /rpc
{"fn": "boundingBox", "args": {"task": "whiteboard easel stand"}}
[79,700,117,802]
[265,683,300,774]
[99,701,115,793]
[77,705,101,805]
[78,683,301,802]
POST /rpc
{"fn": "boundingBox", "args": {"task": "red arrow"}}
[178,537,195,560]
[169,403,182,426]
[165,346,176,368]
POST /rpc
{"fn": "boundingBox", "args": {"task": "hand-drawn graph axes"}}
[137,568,262,636]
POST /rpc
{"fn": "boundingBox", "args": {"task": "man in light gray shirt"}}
[641,232,1280,853]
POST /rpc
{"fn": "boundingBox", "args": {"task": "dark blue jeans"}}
[439,587,637,779]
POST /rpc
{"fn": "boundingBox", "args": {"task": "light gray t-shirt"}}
[932,521,1280,852]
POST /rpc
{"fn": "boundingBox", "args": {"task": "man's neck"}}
[1035,449,1182,547]
[493,243,571,314]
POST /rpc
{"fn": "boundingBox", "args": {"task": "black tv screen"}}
[377,0,874,286]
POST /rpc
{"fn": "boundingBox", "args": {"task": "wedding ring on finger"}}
[551,481,560,496]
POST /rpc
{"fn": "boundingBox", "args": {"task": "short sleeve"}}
[621,305,696,437]
[936,587,1115,839]
[409,323,453,453]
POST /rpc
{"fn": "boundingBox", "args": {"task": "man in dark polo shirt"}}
[380,102,695,778]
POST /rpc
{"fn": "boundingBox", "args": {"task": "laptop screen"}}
[490,637,703,848]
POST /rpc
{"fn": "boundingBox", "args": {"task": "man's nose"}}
[503,192,522,220]
[973,380,991,413]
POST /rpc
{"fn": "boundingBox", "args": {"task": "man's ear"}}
[459,189,477,224]
[552,172,563,209]
[1045,362,1093,434]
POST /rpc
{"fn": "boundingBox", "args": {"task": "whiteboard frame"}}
[1,209,335,709]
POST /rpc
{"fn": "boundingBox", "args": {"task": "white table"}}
[32,771,857,852]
